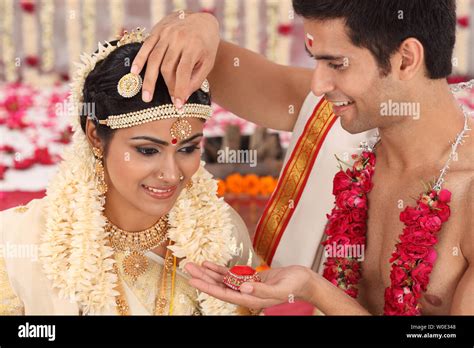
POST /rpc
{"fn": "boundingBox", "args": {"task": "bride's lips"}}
[142,184,177,200]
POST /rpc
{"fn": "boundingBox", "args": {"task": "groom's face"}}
[304,18,401,134]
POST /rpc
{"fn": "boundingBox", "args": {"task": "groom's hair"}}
[292,0,456,79]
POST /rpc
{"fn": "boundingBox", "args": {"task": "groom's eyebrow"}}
[305,44,345,61]
[130,133,203,146]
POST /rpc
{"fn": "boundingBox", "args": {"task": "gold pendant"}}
[117,72,143,98]
[122,251,149,282]
[170,118,192,145]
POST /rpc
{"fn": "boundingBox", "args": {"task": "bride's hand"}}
[185,261,315,309]
[131,11,220,107]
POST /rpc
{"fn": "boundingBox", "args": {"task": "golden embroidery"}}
[114,252,198,315]
[14,206,28,213]
[0,256,24,315]
[254,100,336,264]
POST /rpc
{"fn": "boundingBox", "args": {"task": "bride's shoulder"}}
[0,197,47,220]
[0,197,48,244]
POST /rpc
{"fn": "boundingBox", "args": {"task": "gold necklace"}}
[112,243,177,316]
[106,215,169,282]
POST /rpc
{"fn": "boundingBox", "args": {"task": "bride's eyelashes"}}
[135,144,200,157]
[136,147,158,156]
[179,144,201,154]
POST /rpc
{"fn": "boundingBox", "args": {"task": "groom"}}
[133,0,473,315]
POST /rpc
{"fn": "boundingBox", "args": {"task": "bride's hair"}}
[80,42,211,145]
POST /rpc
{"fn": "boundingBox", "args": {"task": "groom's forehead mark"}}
[306,33,314,47]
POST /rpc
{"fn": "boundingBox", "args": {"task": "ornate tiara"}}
[72,27,212,145]
[98,104,212,129]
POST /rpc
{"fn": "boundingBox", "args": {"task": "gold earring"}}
[92,147,107,195]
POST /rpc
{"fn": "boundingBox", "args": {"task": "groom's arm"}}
[133,12,312,132]
[208,40,312,132]
[304,272,372,315]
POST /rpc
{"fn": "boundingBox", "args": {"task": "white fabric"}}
[271,93,378,271]
[0,197,255,315]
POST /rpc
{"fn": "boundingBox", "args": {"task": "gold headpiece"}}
[116,28,147,98]
[99,103,212,143]
[117,27,149,47]
[117,73,143,98]
[75,27,211,144]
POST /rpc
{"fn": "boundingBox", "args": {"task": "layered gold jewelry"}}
[111,241,177,316]
[98,104,211,129]
[92,147,107,195]
[155,245,177,315]
[107,215,169,282]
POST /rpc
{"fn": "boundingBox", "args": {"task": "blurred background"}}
[0,0,473,235]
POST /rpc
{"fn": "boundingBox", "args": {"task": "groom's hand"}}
[132,11,219,108]
[185,261,314,309]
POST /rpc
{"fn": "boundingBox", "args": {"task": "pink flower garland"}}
[322,150,451,315]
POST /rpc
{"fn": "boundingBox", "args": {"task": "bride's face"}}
[102,118,204,220]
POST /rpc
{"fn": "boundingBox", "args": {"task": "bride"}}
[0,28,256,315]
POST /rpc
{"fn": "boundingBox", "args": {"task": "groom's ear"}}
[394,38,425,81]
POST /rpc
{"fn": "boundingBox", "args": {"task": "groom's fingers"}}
[131,14,173,75]
[173,50,197,106]
[141,39,169,102]
[131,32,160,75]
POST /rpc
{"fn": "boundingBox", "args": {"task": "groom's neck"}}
[376,80,467,170]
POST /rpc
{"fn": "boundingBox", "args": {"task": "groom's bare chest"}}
[356,169,467,315]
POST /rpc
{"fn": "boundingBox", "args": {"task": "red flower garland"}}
[322,150,451,315]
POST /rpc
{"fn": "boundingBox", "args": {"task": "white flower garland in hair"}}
[40,35,240,315]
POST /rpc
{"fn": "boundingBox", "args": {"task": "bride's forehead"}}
[114,118,205,137]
